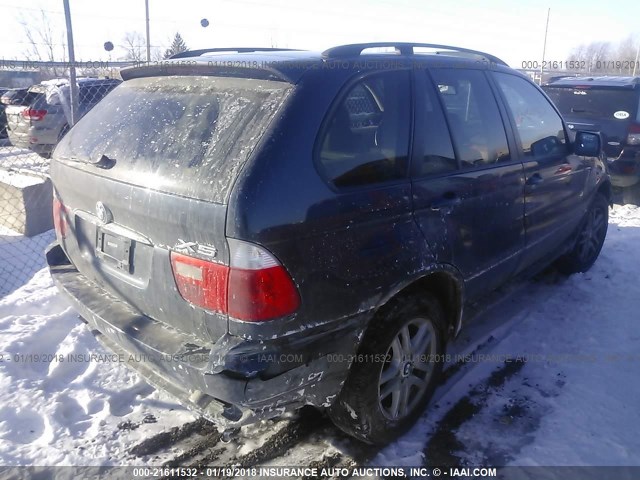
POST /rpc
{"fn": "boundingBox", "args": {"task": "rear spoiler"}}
[120,61,293,83]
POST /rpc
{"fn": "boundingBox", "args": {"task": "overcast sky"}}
[0,0,639,68]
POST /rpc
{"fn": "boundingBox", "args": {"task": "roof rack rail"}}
[321,42,508,66]
[170,47,302,59]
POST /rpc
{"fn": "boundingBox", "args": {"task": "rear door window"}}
[55,76,291,203]
[413,72,457,177]
[317,70,411,188]
[430,68,511,168]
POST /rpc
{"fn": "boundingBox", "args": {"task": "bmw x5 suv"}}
[47,43,611,444]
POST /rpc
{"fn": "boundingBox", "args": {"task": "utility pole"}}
[145,0,151,62]
[62,0,78,125]
[540,7,551,85]
[634,41,640,77]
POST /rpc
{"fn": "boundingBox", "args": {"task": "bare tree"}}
[17,9,67,77]
[616,35,640,74]
[120,31,146,63]
[589,41,612,72]
[567,38,640,75]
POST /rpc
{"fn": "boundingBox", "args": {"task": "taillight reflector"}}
[53,196,67,239]
[170,252,229,313]
[228,266,300,321]
[628,124,640,146]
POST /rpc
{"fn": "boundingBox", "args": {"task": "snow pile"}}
[0,269,194,466]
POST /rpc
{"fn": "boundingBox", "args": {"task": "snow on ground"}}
[0,227,53,297]
[0,269,194,466]
[377,204,640,468]
[0,205,639,467]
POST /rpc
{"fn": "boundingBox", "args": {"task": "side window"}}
[317,70,411,188]
[414,74,457,176]
[430,69,510,168]
[494,72,567,160]
[79,86,94,104]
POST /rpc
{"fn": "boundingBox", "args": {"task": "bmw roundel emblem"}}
[96,201,113,224]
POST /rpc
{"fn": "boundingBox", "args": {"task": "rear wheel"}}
[556,193,608,274]
[328,294,446,444]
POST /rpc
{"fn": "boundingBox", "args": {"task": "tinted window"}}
[495,73,567,160]
[543,86,639,122]
[2,89,39,106]
[318,70,411,188]
[430,69,510,168]
[413,74,457,177]
[73,82,119,104]
[55,76,291,203]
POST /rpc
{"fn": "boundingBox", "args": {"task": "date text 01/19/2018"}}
[521,60,640,71]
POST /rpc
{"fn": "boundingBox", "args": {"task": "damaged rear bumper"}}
[46,242,367,429]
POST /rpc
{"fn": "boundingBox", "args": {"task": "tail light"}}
[22,109,47,121]
[227,239,300,321]
[53,196,68,239]
[170,239,300,322]
[627,124,640,146]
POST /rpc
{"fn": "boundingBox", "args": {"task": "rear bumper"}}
[7,123,58,155]
[46,242,365,428]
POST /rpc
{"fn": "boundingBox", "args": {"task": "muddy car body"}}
[47,43,610,444]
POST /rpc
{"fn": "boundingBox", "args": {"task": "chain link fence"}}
[0,63,127,297]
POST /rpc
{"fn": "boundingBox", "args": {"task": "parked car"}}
[543,76,640,194]
[47,43,611,445]
[5,78,120,157]
[1,87,38,139]
[0,87,37,106]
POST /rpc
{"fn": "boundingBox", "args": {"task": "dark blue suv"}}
[46,43,611,444]
[543,76,640,203]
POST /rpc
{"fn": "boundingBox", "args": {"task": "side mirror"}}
[573,131,601,157]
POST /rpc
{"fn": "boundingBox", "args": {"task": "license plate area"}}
[96,230,132,272]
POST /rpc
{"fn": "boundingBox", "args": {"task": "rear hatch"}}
[4,89,47,140]
[4,92,38,128]
[543,85,640,158]
[51,75,292,342]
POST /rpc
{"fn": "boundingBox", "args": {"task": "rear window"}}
[77,83,120,104]
[55,76,291,203]
[543,86,640,122]
[1,89,39,106]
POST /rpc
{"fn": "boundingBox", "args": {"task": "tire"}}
[328,293,446,444]
[556,193,608,274]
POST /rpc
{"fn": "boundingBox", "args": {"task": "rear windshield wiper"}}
[90,154,117,169]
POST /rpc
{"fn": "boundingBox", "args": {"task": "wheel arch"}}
[597,178,612,204]
[371,267,465,341]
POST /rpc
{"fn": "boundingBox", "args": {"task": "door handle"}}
[526,173,544,187]
[430,192,461,211]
